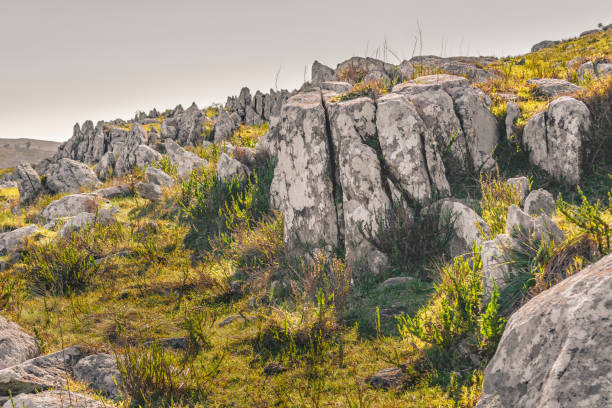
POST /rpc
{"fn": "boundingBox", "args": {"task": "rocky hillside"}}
[0,27,610,407]
[0,138,60,169]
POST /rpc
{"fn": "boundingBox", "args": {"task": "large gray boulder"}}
[163,139,207,179]
[336,57,397,84]
[477,254,612,408]
[45,158,101,194]
[327,96,390,273]
[528,78,583,98]
[38,194,100,223]
[0,346,83,395]
[523,96,591,184]
[72,353,121,400]
[0,316,39,371]
[376,92,450,205]
[114,124,161,176]
[2,390,106,408]
[0,225,40,256]
[270,91,340,255]
[311,60,336,85]
[13,163,43,205]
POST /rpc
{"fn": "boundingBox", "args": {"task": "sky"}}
[0,1,610,142]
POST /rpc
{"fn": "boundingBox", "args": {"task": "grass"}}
[0,31,609,408]
[332,79,389,102]
[230,123,269,148]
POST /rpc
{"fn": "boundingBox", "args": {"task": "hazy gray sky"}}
[1,1,610,142]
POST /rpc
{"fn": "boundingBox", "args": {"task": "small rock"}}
[13,163,43,205]
[39,194,101,223]
[320,81,352,93]
[218,315,240,328]
[216,153,250,182]
[72,353,121,400]
[366,366,406,389]
[263,362,286,376]
[92,184,131,199]
[527,78,583,98]
[145,166,174,186]
[523,189,555,216]
[135,182,162,201]
[379,276,414,290]
[311,60,336,85]
[2,390,106,408]
[0,316,39,370]
[506,205,535,236]
[506,176,530,204]
[0,225,40,256]
[505,102,520,139]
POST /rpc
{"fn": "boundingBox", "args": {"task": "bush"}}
[117,342,223,407]
[364,201,455,279]
[152,155,177,177]
[332,79,389,102]
[479,171,524,239]
[22,238,99,295]
[230,123,269,148]
[397,246,483,349]
[557,186,610,255]
[180,159,275,252]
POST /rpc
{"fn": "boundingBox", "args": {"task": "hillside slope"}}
[0,138,60,169]
[0,26,610,408]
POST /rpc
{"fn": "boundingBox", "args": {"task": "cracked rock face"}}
[14,163,43,204]
[327,97,389,273]
[477,254,612,408]
[270,91,340,255]
[45,158,101,194]
[376,92,449,205]
[523,96,590,185]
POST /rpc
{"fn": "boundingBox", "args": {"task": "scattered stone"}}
[0,346,83,395]
[39,194,100,223]
[213,109,237,143]
[0,316,39,371]
[506,205,535,236]
[533,215,565,243]
[0,225,40,256]
[218,315,241,328]
[379,276,414,290]
[92,184,131,199]
[73,353,121,401]
[56,208,116,239]
[523,189,555,216]
[506,177,529,204]
[366,366,406,389]
[436,200,489,258]
[135,182,162,201]
[2,390,106,408]
[527,78,583,97]
[263,362,286,376]
[145,166,174,186]
[143,337,188,351]
[481,234,519,300]
[477,254,612,408]
[13,163,43,205]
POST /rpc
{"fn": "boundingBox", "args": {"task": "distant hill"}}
[0,138,60,169]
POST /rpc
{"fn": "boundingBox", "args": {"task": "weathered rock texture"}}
[478,253,612,408]
[2,390,107,408]
[0,225,39,256]
[0,317,39,371]
[13,163,43,204]
[73,353,121,400]
[523,96,590,185]
[270,75,501,272]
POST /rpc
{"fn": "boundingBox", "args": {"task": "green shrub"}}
[397,246,483,348]
[22,238,99,295]
[364,201,455,279]
[152,155,177,177]
[116,343,222,407]
[477,285,506,357]
[180,159,275,252]
[479,171,524,239]
[557,186,611,255]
